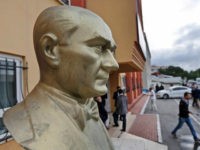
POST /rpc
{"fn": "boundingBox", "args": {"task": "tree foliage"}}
[158,66,200,80]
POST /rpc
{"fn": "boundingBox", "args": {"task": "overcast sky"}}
[142,0,200,71]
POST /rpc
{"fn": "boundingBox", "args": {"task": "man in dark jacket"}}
[171,92,200,143]
[94,96,108,127]
[112,86,121,127]
[116,89,128,132]
[192,85,199,108]
[113,86,121,106]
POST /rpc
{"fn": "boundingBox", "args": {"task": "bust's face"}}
[56,15,119,100]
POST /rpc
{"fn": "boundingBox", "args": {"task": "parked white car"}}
[156,86,192,99]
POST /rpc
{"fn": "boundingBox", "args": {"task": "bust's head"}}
[33,6,119,101]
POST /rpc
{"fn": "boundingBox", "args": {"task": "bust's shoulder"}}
[4,84,47,122]
[3,101,35,143]
[3,102,26,121]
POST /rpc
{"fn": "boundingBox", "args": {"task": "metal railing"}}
[0,57,28,143]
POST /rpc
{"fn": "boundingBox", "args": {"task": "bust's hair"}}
[33,6,79,66]
[33,6,98,68]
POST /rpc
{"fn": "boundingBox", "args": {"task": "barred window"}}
[0,54,23,140]
[58,0,71,5]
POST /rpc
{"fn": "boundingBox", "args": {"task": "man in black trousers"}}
[115,89,128,132]
[112,86,121,127]
[192,85,199,108]
[171,92,200,143]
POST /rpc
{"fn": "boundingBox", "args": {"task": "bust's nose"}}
[101,50,119,73]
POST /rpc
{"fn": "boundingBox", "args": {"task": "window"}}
[58,0,71,5]
[0,60,17,108]
[0,54,23,139]
[172,87,187,91]
[172,88,181,91]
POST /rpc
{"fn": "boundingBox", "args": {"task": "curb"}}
[156,114,163,143]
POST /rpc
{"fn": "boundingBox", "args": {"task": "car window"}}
[172,88,180,91]
[172,87,187,91]
[179,87,187,90]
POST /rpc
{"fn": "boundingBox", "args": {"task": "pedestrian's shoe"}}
[120,129,125,132]
[171,133,177,139]
[194,139,200,144]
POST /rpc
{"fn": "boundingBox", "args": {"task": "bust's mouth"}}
[96,77,109,81]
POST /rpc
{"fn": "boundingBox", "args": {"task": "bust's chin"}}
[93,85,108,96]
[80,85,108,99]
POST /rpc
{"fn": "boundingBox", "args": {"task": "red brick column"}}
[133,72,137,98]
[138,72,142,94]
[71,0,86,7]
[126,73,133,104]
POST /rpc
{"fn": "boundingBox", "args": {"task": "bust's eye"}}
[96,45,104,50]
[95,45,103,50]
[95,45,107,52]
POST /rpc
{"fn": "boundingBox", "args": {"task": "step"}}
[112,133,168,150]
[108,112,136,138]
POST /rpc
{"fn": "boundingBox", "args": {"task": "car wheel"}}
[163,94,169,99]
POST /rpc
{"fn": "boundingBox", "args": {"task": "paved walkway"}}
[128,114,158,141]
[130,95,149,114]
[108,94,167,149]
[128,94,159,142]
[109,94,161,142]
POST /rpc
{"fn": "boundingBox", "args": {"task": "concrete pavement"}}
[151,98,200,150]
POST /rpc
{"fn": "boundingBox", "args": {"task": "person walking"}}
[113,86,121,106]
[94,96,108,128]
[115,89,128,132]
[171,92,200,143]
[160,84,164,90]
[155,84,159,93]
[112,86,121,127]
[101,93,110,128]
[192,84,199,108]
[149,87,157,111]
[101,93,107,107]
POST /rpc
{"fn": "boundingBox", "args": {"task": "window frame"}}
[57,0,71,5]
[0,54,23,112]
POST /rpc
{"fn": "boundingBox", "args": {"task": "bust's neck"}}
[38,82,87,104]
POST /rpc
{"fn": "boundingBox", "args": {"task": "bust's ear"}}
[39,33,59,68]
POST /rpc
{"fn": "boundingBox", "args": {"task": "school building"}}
[0,0,151,148]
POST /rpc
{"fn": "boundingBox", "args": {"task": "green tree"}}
[158,66,200,80]
[159,66,188,79]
